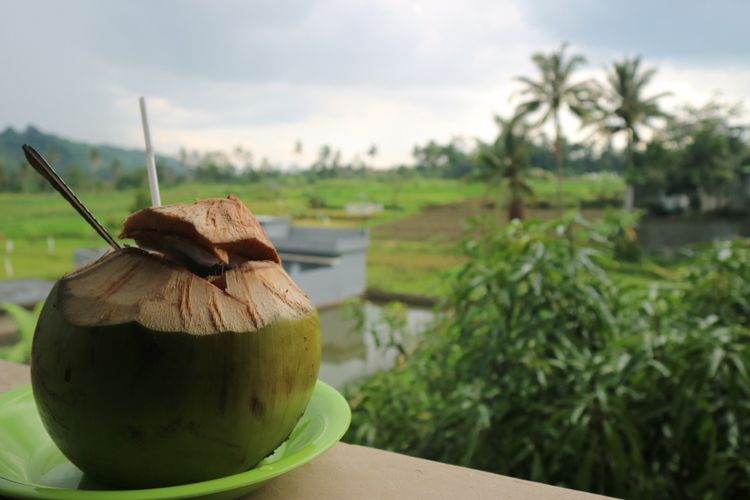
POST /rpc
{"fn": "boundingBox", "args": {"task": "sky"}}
[2,0,749,167]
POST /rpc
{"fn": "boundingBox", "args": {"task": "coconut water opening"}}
[138,247,230,275]
[136,246,235,290]
[128,230,276,286]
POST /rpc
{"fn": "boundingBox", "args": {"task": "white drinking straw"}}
[139,97,162,207]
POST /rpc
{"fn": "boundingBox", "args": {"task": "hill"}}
[0,126,185,176]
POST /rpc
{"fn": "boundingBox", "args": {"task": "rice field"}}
[0,174,624,296]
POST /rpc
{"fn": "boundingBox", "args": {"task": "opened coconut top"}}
[58,196,314,334]
[60,248,313,334]
[120,195,280,268]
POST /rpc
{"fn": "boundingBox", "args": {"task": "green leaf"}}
[708,348,724,378]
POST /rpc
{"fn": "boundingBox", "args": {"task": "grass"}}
[367,239,465,296]
[0,177,485,285]
[526,170,624,207]
[0,174,628,297]
[0,177,486,235]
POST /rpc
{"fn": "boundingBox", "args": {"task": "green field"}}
[0,174,625,297]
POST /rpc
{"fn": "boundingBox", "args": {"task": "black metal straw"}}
[22,144,120,250]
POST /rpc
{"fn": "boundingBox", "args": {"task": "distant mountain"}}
[0,126,186,176]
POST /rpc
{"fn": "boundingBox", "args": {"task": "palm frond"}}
[514,76,547,98]
[561,53,587,80]
[642,91,672,106]
[515,99,543,116]
[596,56,670,144]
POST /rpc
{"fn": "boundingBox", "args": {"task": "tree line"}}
[1,44,747,218]
[0,141,384,192]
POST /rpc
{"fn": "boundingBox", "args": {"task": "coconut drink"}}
[30,195,321,488]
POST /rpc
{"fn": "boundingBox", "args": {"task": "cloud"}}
[0,0,121,141]
[1,0,749,166]
[116,81,514,166]
[518,0,750,65]
[84,0,535,87]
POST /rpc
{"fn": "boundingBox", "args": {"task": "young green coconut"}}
[31,195,321,488]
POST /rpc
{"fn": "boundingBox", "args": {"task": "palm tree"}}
[88,147,100,163]
[595,57,670,209]
[477,113,532,221]
[88,147,101,175]
[291,140,304,170]
[515,42,594,209]
[367,144,378,160]
[316,145,331,170]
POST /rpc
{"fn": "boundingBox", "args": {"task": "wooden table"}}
[0,360,613,499]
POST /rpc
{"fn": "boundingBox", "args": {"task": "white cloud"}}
[133,82,516,166]
[1,0,749,166]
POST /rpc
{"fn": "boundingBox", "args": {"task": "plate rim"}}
[0,380,351,499]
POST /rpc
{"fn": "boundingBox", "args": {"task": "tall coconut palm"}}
[596,57,670,209]
[515,42,595,209]
[477,112,532,221]
[88,147,101,176]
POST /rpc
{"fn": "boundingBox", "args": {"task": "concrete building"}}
[259,217,369,307]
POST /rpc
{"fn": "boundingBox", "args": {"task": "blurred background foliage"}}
[344,214,750,499]
[0,302,41,364]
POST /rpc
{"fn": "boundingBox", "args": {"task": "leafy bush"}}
[342,299,412,357]
[129,190,152,213]
[594,209,642,262]
[344,215,750,499]
[0,302,43,363]
[307,193,328,209]
[681,239,750,327]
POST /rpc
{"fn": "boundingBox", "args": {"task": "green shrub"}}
[344,215,750,499]
[594,209,642,262]
[129,190,152,213]
[306,193,328,209]
[0,302,43,364]
[681,239,750,327]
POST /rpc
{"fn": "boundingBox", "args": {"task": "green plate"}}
[0,381,350,499]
